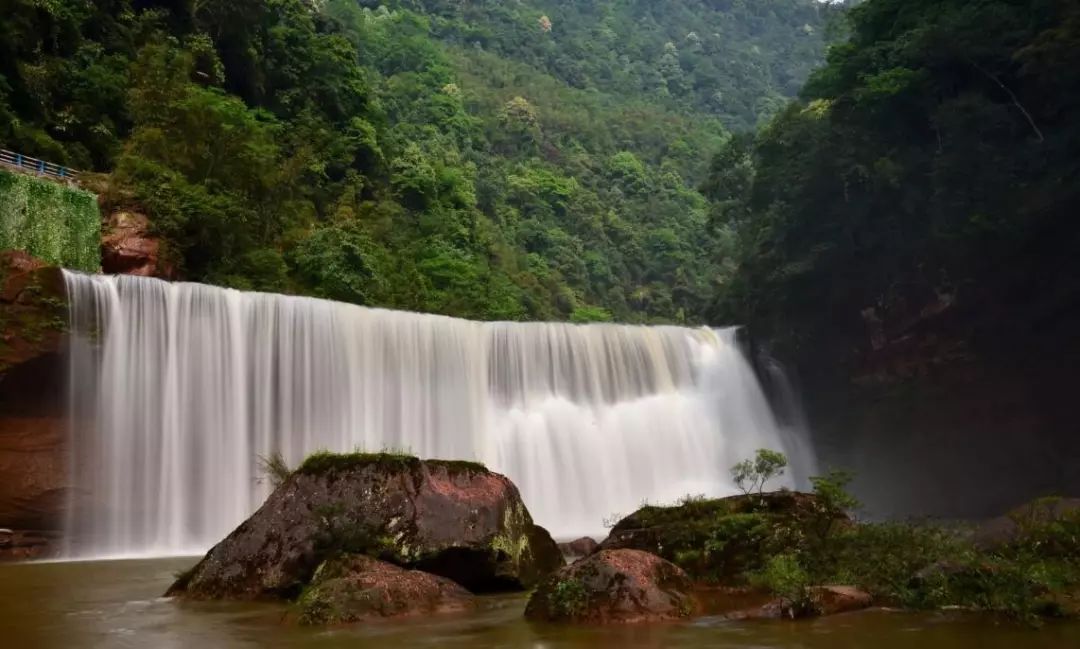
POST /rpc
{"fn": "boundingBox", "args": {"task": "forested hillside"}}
[383,0,833,130]
[708,0,1080,516]
[710,0,1078,362]
[0,0,835,323]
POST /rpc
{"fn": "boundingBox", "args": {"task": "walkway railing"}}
[0,148,79,183]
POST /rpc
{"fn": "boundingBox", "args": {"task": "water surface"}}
[2,558,1079,648]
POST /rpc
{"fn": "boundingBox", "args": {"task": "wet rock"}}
[167,453,562,600]
[295,554,474,624]
[810,585,872,616]
[557,536,598,558]
[0,528,60,561]
[710,585,871,620]
[0,252,69,532]
[524,549,696,624]
[101,210,172,278]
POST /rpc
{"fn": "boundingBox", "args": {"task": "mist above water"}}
[63,272,814,558]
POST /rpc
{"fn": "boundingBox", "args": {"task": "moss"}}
[296,449,418,475]
[296,580,343,626]
[0,267,68,373]
[491,500,530,566]
[433,459,489,473]
[295,449,486,477]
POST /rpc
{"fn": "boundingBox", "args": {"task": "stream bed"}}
[2,557,1079,648]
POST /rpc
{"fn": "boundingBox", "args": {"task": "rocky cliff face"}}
[100,209,172,278]
[0,251,69,542]
[783,284,1080,520]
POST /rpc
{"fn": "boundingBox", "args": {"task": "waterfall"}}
[62,271,815,558]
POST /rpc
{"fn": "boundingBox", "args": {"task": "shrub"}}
[753,553,813,617]
[550,578,589,618]
[731,449,787,496]
[257,452,292,489]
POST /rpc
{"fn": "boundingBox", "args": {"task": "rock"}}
[717,598,786,621]
[0,253,69,532]
[598,491,842,581]
[295,554,474,624]
[705,585,871,620]
[557,536,598,558]
[100,210,172,278]
[0,529,59,561]
[695,585,781,619]
[167,453,562,600]
[810,585,872,616]
[524,549,697,624]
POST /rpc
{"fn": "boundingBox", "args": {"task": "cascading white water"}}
[62,271,815,558]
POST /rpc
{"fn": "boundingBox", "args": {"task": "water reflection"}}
[1,558,1078,649]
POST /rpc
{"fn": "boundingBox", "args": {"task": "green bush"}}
[550,578,589,618]
[753,553,813,617]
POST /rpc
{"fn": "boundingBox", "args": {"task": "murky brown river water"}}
[1,557,1078,648]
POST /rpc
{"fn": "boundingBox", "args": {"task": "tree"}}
[809,469,859,540]
[732,449,788,496]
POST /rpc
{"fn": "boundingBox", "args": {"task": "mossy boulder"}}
[295,554,474,624]
[525,549,697,624]
[167,452,562,600]
[599,491,844,583]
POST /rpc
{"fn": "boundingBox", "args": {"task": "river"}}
[2,557,1078,648]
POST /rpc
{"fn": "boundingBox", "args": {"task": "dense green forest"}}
[0,0,836,323]
[6,0,1070,337]
[706,0,1079,357]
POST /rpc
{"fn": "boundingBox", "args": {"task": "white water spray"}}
[63,272,814,558]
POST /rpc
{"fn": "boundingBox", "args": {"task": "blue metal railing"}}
[0,148,79,182]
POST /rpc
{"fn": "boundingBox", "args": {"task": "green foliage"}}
[808,469,860,540]
[731,449,788,496]
[257,452,292,489]
[295,449,486,477]
[614,491,817,583]
[806,518,1080,623]
[710,0,1080,366]
[569,305,612,324]
[549,578,589,619]
[397,0,840,131]
[612,480,1079,621]
[0,170,99,271]
[0,0,838,325]
[753,553,813,617]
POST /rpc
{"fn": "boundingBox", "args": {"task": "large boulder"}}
[0,252,69,535]
[810,585,873,616]
[525,549,697,624]
[167,452,562,599]
[557,536,598,558]
[295,554,474,624]
[599,491,842,582]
